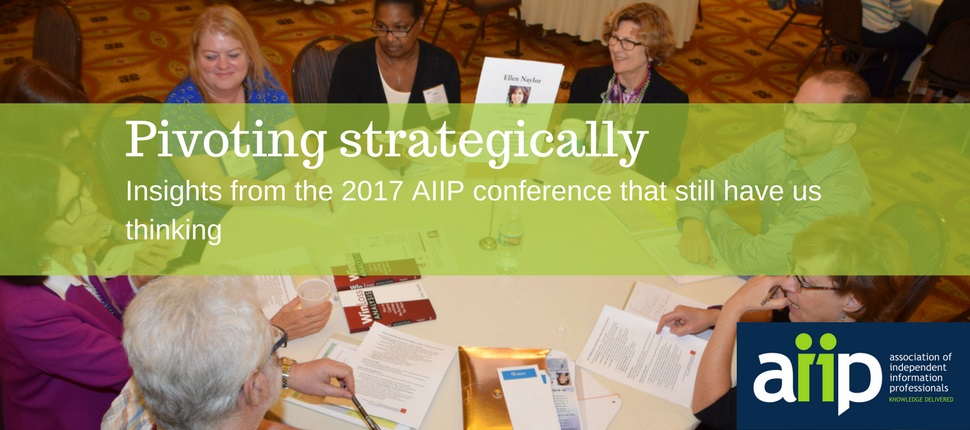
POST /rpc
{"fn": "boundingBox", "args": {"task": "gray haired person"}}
[122,277,355,429]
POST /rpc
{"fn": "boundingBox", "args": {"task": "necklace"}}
[596,67,652,131]
[382,51,403,85]
[606,67,651,105]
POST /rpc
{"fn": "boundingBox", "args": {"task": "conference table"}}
[204,152,746,430]
[269,275,743,430]
[519,0,700,49]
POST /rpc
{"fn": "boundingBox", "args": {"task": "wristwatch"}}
[280,357,297,389]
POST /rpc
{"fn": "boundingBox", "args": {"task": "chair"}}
[114,94,161,104]
[874,202,948,322]
[906,19,970,103]
[92,101,162,223]
[32,0,82,81]
[291,35,353,104]
[424,0,439,32]
[431,0,522,68]
[766,0,823,50]
[796,0,897,95]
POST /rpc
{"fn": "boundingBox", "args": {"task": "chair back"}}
[291,35,353,104]
[874,202,948,322]
[875,202,948,275]
[93,100,161,222]
[924,19,970,89]
[32,0,82,81]
[792,0,823,16]
[822,0,862,46]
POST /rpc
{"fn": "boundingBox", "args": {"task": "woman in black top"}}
[328,0,460,130]
[566,2,688,184]
[656,216,911,430]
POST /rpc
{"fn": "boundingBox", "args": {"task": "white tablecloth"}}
[911,0,942,33]
[520,0,699,48]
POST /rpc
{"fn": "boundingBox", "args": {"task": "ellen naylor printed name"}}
[503,74,542,84]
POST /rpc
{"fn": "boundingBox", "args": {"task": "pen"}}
[328,199,335,214]
[761,285,782,306]
[343,381,381,430]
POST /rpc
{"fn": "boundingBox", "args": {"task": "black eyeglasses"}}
[605,33,643,51]
[783,101,847,125]
[270,325,288,357]
[787,254,842,293]
[59,172,92,225]
[371,20,416,39]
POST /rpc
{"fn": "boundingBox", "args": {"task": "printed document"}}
[347,323,456,428]
[285,336,414,430]
[637,234,725,284]
[624,282,713,340]
[577,306,706,408]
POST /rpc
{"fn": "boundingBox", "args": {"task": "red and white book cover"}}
[339,282,436,333]
[331,253,421,292]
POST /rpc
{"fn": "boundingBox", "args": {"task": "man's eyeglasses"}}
[787,254,842,293]
[605,33,643,51]
[371,20,416,39]
[783,100,848,125]
[270,325,288,357]
[59,172,92,225]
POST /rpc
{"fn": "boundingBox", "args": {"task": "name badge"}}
[423,84,450,121]
[222,152,258,179]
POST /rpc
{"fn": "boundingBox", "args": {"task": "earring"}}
[840,311,846,322]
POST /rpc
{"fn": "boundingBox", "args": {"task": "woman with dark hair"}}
[566,3,688,183]
[0,59,88,104]
[508,85,530,106]
[0,59,88,155]
[0,153,171,429]
[656,215,910,430]
[329,0,460,129]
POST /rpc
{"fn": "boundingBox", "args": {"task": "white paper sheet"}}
[637,234,726,284]
[284,336,414,430]
[346,323,456,429]
[576,367,621,430]
[624,282,713,340]
[497,365,561,430]
[577,306,706,408]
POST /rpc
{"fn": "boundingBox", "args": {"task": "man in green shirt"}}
[677,69,872,275]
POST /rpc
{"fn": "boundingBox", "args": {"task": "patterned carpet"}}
[0,0,835,103]
[1,0,967,320]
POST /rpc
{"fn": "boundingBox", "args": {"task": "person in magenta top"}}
[0,152,170,429]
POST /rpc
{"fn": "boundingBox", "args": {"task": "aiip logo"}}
[753,332,882,415]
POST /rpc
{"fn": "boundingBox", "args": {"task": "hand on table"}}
[589,156,624,175]
[679,218,715,268]
[286,170,329,208]
[656,305,720,336]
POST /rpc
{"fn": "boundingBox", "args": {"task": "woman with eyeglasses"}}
[0,153,172,429]
[565,2,688,184]
[656,215,910,430]
[328,0,460,129]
